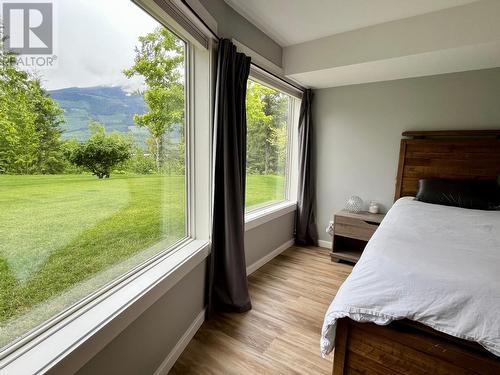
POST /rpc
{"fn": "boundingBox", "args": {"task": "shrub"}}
[121,147,156,175]
[69,122,132,178]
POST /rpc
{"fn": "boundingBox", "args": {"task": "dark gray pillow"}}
[415,178,500,210]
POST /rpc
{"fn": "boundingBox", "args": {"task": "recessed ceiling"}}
[224,0,479,46]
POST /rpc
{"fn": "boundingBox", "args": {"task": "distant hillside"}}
[50,86,149,144]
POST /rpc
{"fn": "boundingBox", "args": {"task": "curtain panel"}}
[295,89,319,246]
[208,39,252,313]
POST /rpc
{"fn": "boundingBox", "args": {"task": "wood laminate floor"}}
[169,246,353,374]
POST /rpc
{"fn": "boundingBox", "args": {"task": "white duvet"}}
[321,197,500,357]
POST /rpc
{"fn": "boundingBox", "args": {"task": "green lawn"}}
[0,173,284,341]
[0,174,185,327]
[246,174,285,210]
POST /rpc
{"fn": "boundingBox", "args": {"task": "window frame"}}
[0,0,213,371]
[244,76,300,216]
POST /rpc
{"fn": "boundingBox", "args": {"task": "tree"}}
[0,36,65,174]
[262,86,289,174]
[31,77,66,173]
[69,122,132,178]
[124,27,184,173]
[246,81,289,175]
[270,125,288,174]
[246,81,273,174]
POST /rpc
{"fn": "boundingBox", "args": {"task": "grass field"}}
[246,174,285,210]
[0,173,284,340]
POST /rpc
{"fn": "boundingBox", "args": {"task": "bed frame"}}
[333,130,500,375]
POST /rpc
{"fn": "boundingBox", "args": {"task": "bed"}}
[322,130,500,374]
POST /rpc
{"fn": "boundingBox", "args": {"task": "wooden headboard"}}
[394,130,500,200]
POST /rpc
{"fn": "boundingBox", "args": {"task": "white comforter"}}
[321,197,500,357]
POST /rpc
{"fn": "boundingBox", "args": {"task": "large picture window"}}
[245,79,294,211]
[0,0,188,350]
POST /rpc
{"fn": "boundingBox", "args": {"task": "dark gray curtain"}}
[295,89,318,246]
[208,39,252,313]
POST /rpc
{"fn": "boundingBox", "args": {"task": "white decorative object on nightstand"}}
[345,195,363,213]
[368,201,380,214]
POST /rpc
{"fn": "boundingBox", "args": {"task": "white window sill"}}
[245,201,297,231]
[0,239,210,375]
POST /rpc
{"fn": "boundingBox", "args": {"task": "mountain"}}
[49,86,149,144]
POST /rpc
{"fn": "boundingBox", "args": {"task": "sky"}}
[26,0,162,91]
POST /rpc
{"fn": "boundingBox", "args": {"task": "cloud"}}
[30,0,160,90]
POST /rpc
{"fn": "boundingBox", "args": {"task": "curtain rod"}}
[180,0,305,93]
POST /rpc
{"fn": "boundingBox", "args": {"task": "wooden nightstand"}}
[331,210,385,264]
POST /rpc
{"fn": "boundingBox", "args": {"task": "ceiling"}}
[224,0,479,46]
[224,0,500,89]
[288,41,500,89]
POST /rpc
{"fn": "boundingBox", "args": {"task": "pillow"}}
[415,178,500,210]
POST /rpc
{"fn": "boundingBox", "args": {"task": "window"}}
[245,79,296,211]
[0,0,190,350]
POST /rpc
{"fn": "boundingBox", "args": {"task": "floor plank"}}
[169,246,352,375]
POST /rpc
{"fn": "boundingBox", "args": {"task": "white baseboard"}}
[318,240,332,249]
[246,238,295,275]
[153,308,206,375]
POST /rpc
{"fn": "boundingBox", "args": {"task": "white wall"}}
[314,67,500,244]
[245,211,295,267]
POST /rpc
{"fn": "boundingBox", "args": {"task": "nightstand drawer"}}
[334,215,378,241]
[331,210,385,264]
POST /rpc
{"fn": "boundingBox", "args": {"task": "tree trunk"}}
[155,137,164,173]
[264,144,269,175]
